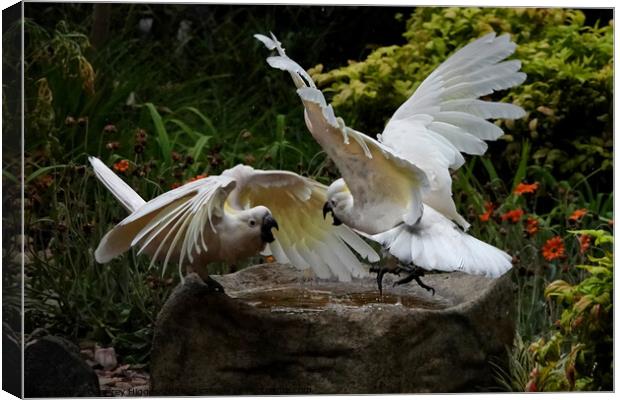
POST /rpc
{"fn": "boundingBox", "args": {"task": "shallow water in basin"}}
[231,287,445,312]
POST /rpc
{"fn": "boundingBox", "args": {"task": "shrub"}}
[311,8,613,192]
[530,229,613,391]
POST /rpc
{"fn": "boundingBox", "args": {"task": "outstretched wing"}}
[257,33,430,233]
[94,174,236,277]
[227,166,380,282]
[380,32,526,228]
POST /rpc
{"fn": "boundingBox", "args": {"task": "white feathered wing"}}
[90,158,378,281]
[256,33,431,233]
[380,32,526,230]
[259,32,524,278]
[222,164,379,281]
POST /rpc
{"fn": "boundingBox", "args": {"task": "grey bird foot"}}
[392,266,435,296]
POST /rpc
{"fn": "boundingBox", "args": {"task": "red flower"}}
[525,379,538,392]
[525,217,539,236]
[578,235,591,254]
[514,182,539,195]
[187,174,208,183]
[479,201,495,222]
[501,208,524,223]
[170,182,181,189]
[569,208,588,222]
[525,367,539,392]
[113,159,129,172]
[542,236,565,261]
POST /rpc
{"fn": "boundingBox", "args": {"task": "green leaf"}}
[191,135,211,161]
[480,157,499,182]
[2,169,19,184]
[569,229,613,245]
[145,103,171,165]
[275,114,286,141]
[181,106,217,136]
[167,118,202,141]
[26,165,67,183]
[511,140,530,191]
[545,280,573,301]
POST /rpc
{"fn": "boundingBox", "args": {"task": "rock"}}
[151,264,515,395]
[3,322,21,397]
[96,364,151,397]
[94,345,118,370]
[25,335,101,397]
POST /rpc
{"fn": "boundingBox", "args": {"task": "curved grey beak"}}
[322,202,342,226]
[261,214,279,243]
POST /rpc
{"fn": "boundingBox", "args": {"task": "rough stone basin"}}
[150,263,515,395]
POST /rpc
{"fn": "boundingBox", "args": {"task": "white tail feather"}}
[371,206,512,278]
[89,157,146,213]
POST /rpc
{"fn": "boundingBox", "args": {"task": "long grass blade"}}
[182,106,218,136]
[191,135,211,161]
[511,140,530,190]
[26,165,67,183]
[145,103,171,165]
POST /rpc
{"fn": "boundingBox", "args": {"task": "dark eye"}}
[249,219,256,227]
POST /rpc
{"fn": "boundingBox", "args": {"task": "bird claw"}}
[370,264,435,296]
[392,266,435,296]
[369,265,388,295]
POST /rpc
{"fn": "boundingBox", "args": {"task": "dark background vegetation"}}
[2,3,613,392]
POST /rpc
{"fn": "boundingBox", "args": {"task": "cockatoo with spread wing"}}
[257,32,526,294]
[89,157,379,288]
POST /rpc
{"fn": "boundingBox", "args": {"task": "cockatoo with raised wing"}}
[257,32,526,294]
[89,157,379,289]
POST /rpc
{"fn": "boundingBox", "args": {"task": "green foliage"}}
[22,163,175,365]
[16,4,371,366]
[448,123,612,392]
[492,231,612,392]
[491,333,536,392]
[533,230,613,391]
[312,8,613,190]
[461,141,612,332]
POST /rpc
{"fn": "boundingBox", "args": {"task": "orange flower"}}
[578,235,591,254]
[37,175,54,188]
[187,174,208,182]
[525,217,539,236]
[514,182,539,195]
[569,208,588,222]
[479,201,495,222]
[542,236,565,261]
[113,159,129,172]
[501,208,524,223]
[265,255,275,263]
[170,182,181,189]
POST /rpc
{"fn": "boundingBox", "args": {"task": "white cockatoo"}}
[89,157,379,288]
[257,32,526,294]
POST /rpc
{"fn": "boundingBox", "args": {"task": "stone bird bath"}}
[150,263,515,394]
